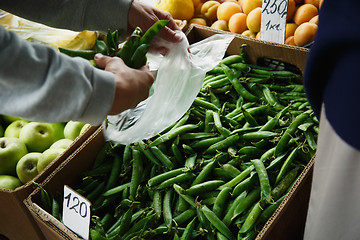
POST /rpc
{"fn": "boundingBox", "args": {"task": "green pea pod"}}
[130,43,150,69]
[117,27,142,66]
[140,20,170,45]
[90,229,106,240]
[130,149,143,199]
[202,205,235,240]
[179,217,196,240]
[106,29,117,53]
[95,40,108,55]
[59,48,96,60]
[251,159,272,205]
[239,201,263,234]
[33,182,52,213]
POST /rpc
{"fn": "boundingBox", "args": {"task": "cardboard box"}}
[25,126,105,240]
[0,125,98,240]
[25,25,314,240]
[186,25,313,240]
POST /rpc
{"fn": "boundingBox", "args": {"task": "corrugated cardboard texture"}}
[26,26,313,239]
[185,24,309,75]
[25,126,105,240]
[0,125,98,240]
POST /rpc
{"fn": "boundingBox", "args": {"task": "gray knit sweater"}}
[0,0,132,125]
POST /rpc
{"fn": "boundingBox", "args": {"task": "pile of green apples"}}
[0,115,90,190]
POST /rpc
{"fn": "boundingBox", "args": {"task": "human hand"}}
[94,54,154,115]
[128,1,183,44]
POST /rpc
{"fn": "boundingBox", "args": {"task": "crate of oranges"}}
[156,0,322,47]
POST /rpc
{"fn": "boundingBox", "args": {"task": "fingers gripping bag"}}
[103,31,234,145]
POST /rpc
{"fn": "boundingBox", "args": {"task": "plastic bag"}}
[103,31,235,145]
[0,10,96,50]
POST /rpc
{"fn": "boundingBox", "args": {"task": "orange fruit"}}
[201,1,221,21]
[193,2,204,17]
[189,17,207,26]
[285,23,298,39]
[211,19,229,31]
[217,2,242,22]
[256,31,261,40]
[242,0,262,15]
[238,0,245,11]
[228,12,248,34]
[304,0,321,8]
[309,15,319,24]
[293,22,317,46]
[246,7,262,33]
[293,4,318,25]
[319,0,324,9]
[242,29,256,38]
[287,0,296,22]
[285,36,296,46]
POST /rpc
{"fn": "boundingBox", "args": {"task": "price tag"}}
[260,0,289,44]
[62,185,91,240]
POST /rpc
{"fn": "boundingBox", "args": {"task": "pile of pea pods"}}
[59,20,170,69]
[39,45,318,240]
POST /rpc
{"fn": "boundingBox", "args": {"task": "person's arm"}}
[0,26,116,125]
[0,0,132,36]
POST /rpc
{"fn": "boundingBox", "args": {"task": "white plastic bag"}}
[103,31,234,145]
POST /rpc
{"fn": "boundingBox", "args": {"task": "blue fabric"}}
[304,0,360,150]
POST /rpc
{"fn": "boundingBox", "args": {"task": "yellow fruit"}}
[246,7,262,33]
[309,15,319,25]
[293,22,317,46]
[201,1,221,21]
[285,23,298,39]
[242,0,262,15]
[156,0,194,21]
[293,4,318,25]
[228,13,248,34]
[287,0,296,22]
[242,29,256,38]
[217,2,242,22]
[211,20,229,31]
[189,17,207,26]
[285,36,296,46]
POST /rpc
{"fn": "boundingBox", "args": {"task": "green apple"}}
[0,175,22,190]
[49,138,73,150]
[2,115,23,124]
[49,122,65,141]
[37,148,64,173]
[80,123,91,135]
[16,152,41,184]
[64,121,86,140]
[19,122,55,152]
[0,125,3,137]
[4,119,29,138]
[0,137,28,175]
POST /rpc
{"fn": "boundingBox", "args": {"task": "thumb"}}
[94,53,111,69]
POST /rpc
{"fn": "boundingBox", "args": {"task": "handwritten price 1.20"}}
[62,185,91,240]
[64,192,88,218]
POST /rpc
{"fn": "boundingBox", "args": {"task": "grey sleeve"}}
[0,26,115,126]
[0,0,133,37]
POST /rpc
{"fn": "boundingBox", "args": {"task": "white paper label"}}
[63,185,91,240]
[260,0,289,44]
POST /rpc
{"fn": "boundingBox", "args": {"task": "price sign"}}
[63,185,91,240]
[260,0,289,44]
